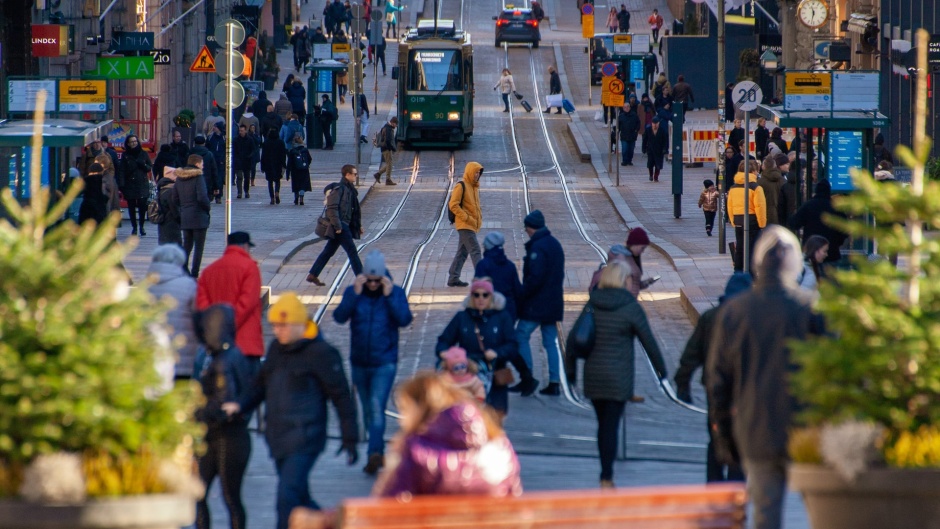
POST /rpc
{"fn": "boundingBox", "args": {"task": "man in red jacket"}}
[197,231,264,372]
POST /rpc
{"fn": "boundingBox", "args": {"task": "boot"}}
[363,453,384,476]
[276,193,281,204]
[508,354,539,397]
[270,197,276,205]
[539,382,560,396]
[374,172,381,183]
[294,194,299,205]
[556,109,562,114]
[543,108,551,113]
[299,196,305,205]
[385,179,397,185]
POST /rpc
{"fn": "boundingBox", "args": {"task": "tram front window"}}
[408,50,462,91]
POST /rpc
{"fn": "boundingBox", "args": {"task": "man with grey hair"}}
[147,244,198,378]
[706,225,824,529]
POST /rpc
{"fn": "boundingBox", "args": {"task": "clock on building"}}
[797,0,830,29]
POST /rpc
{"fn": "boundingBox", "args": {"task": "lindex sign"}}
[86,56,155,79]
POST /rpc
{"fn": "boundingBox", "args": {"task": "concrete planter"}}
[0,493,194,529]
[789,464,940,529]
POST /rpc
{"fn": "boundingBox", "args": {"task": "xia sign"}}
[31,25,70,57]
[86,56,155,79]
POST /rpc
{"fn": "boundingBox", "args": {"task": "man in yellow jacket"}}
[726,160,766,272]
[447,162,484,287]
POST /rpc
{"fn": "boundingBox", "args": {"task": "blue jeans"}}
[516,320,560,383]
[274,451,320,529]
[352,363,397,456]
[309,222,363,277]
[501,92,510,111]
[621,140,636,164]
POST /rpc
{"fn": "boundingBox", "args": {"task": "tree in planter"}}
[736,49,760,83]
[789,29,940,472]
[0,93,203,501]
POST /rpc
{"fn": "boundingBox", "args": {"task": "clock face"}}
[798,0,829,28]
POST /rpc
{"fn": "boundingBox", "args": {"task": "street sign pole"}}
[717,0,726,254]
[226,21,234,237]
[732,80,762,272]
[214,19,246,237]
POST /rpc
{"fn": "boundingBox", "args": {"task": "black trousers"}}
[591,399,625,481]
[733,222,760,272]
[308,223,362,277]
[706,414,745,482]
[268,179,281,198]
[704,210,717,232]
[183,228,208,278]
[126,197,148,231]
[196,425,251,529]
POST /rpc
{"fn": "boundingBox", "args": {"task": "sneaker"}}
[306,274,325,286]
[539,382,560,396]
[363,453,384,476]
[543,108,552,114]
[517,377,540,397]
[620,162,628,166]
[447,280,469,287]
[276,194,281,204]
[385,180,397,185]
[374,173,381,183]
[236,194,242,199]
[555,110,562,114]
[245,192,250,199]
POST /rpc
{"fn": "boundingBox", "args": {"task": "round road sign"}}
[214,19,246,48]
[371,8,384,21]
[214,79,245,108]
[581,3,594,15]
[609,78,625,95]
[601,62,617,77]
[216,50,246,78]
[732,80,763,112]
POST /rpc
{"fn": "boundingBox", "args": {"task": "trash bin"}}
[308,113,323,149]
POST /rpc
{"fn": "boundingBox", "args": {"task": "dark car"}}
[494,8,541,48]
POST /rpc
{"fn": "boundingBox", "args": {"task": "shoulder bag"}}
[475,323,515,387]
[569,302,596,359]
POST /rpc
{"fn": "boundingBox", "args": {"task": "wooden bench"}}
[337,484,747,529]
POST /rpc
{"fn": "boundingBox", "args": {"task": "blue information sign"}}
[316,71,333,93]
[827,130,863,192]
[630,60,643,81]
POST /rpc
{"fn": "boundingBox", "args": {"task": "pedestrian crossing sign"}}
[190,45,216,73]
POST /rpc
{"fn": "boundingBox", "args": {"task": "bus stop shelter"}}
[0,118,113,201]
[305,61,347,149]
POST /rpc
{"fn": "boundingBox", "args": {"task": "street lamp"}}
[760,50,780,103]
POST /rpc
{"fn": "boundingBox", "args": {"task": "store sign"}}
[58,80,107,112]
[929,35,940,74]
[87,56,155,79]
[110,31,154,52]
[31,24,69,57]
[149,48,171,65]
[7,79,57,113]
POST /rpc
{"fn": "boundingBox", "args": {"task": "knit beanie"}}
[470,278,494,295]
[483,231,505,250]
[268,292,309,324]
[363,250,387,277]
[774,153,790,168]
[523,210,546,230]
[441,346,469,369]
[626,227,650,246]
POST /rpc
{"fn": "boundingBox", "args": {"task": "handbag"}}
[546,93,563,108]
[568,302,596,359]
[475,324,515,387]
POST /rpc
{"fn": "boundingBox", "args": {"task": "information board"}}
[630,59,643,81]
[827,130,863,192]
[784,71,831,111]
[929,34,940,73]
[611,34,650,55]
[58,80,107,112]
[831,72,879,111]
[316,70,333,93]
[313,43,332,61]
[7,80,57,113]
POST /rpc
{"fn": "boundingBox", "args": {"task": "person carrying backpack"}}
[154,169,181,246]
[372,117,398,185]
[446,162,484,288]
[286,135,313,205]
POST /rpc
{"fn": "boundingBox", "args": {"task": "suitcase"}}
[562,98,575,113]
[520,100,533,112]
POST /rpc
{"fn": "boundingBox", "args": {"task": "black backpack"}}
[447,181,465,224]
[289,149,310,172]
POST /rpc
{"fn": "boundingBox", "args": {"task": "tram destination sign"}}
[784,70,881,113]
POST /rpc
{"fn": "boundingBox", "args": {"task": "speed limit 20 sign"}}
[732,81,763,112]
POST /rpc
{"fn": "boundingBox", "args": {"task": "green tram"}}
[393,20,473,147]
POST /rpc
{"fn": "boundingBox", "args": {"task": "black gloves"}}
[336,442,359,466]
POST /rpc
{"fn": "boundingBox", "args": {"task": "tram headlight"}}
[447,112,460,121]
[410,111,423,121]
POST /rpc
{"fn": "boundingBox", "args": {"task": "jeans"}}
[376,150,394,181]
[309,222,363,277]
[516,320,560,383]
[591,399,625,481]
[183,228,208,278]
[126,197,148,232]
[235,169,250,196]
[501,92,510,111]
[274,451,320,529]
[743,458,787,529]
[196,425,251,529]
[448,229,482,283]
[620,140,636,164]
[352,363,397,456]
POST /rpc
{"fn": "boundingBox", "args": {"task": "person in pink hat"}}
[439,346,486,402]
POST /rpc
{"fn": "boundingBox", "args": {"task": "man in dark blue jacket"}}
[516,210,566,396]
[333,250,413,476]
[224,293,358,529]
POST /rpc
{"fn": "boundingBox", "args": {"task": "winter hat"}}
[441,346,469,369]
[268,292,310,324]
[607,244,631,263]
[774,153,790,168]
[69,167,81,179]
[470,278,494,295]
[523,209,546,229]
[194,134,207,145]
[719,272,752,303]
[626,227,650,246]
[704,179,714,188]
[483,231,505,250]
[363,250,387,277]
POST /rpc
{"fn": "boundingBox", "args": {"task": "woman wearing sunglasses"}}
[436,278,532,421]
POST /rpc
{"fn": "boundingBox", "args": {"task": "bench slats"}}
[340,484,747,529]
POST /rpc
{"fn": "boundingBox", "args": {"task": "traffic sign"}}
[609,78,625,95]
[190,45,216,72]
[601,62,617,77]
[216,49,246,78]
[214,19,246,48]
[214,79,245,108]
[582,14,594,38]
[732,80,762,112]
[581,4,594,15]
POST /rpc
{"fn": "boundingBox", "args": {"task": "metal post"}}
[354,51,361,170]
[716,0,726,253]
[615,118,620,186]
[607,113,613,174]
[588,39,593,107]
[742,110,750,272]
[672,103,684,218]
[225,21,233,237]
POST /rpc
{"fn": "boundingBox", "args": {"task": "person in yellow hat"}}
[222,292,358,529]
